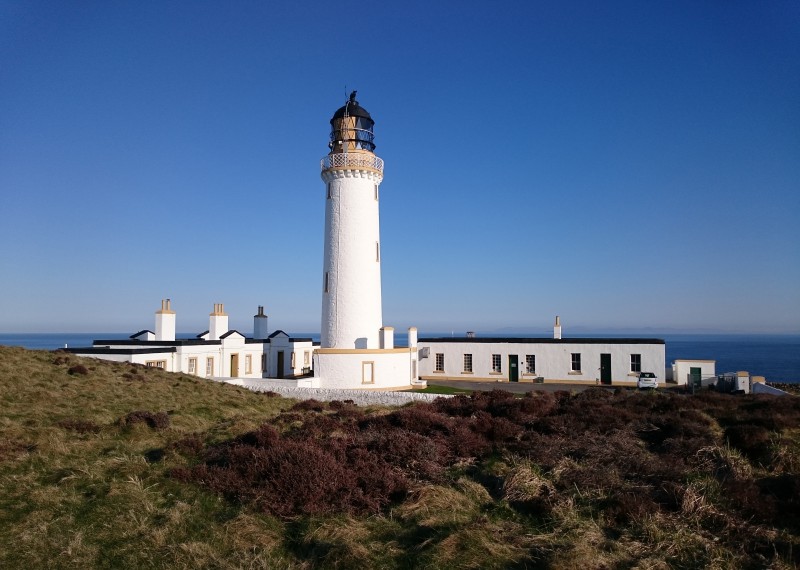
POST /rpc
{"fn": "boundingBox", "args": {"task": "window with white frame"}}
[291,352,296,368]
[525,355,536,374]
[571,353,581,372]
[245,354,252,374]
[492,354,502,373]
[206,357,214,376]
[463,353,473,373]
[435,353,444,372]
[630,354,641,373]
[188,357,197,375]
[146,360,166,369]
[304,351,310,366]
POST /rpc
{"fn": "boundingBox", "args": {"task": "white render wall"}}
[320,166,383,350]
[315,349,415,389]
[418,340,666,384]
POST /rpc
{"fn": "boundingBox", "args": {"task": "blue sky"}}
[1,0,798,334]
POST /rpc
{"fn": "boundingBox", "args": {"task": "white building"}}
[70,301,317,380]
[312,92,418,389]
[418,318,666,386]
[672,359,716,387]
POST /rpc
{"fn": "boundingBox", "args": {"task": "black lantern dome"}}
[329,91,375,153]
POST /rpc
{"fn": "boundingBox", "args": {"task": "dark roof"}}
[92,338,221,347]
[268,330,289,339]
[67,347,177,355]
[220,330,243,339]
[130,330,153,339]
[196,331,209,338]
[331,92,372,122]
[289,337,313,343]
[419,337,665,345]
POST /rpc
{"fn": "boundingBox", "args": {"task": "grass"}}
[1,345,799,569]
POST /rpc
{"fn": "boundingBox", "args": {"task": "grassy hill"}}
[1,345,799,569]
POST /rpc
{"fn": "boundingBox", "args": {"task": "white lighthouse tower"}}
[313,92,418,389]
[321,91,384,349]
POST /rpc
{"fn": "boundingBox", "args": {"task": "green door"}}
[690,367,701,388]
[600,354,612,385]
[509,355,519,382]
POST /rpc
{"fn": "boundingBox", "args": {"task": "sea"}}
[1,332,798,383]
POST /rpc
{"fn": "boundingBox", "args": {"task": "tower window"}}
[374,184,378,201]
[326,183,331,199]
[324,272,329,293]
[376,242,380,262]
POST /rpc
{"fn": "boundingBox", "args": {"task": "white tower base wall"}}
[314,348,416,390]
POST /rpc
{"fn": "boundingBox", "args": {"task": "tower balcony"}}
[321,152,384,173]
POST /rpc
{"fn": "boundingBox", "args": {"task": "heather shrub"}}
[120,410,170,430]
[67,364,89,375]
[725,424,772,464]
[291,399,326,412]
[57,418,100,434]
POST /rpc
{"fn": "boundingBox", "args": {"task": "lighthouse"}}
[320,91,384,349]
[313,92,419,389]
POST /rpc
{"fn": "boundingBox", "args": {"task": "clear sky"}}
[1,1,798,335]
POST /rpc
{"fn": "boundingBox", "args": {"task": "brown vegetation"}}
[1,344,799,569]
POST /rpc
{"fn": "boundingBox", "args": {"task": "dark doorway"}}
[508,355,519,382]
[600,353,612,385]
[277,351,285,379]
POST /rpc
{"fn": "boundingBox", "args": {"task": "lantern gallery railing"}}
[321,153,384,172]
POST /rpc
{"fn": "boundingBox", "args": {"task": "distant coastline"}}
[1,332,798,383]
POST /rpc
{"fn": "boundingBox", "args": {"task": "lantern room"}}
[328,91,375,154]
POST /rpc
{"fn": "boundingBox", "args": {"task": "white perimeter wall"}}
[418,341,666,383]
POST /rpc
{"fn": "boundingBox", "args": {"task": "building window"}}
[492,354,501,373]
[525,355,536,374]
[412,360,417,379]
[571,353,581,372]
[261,354,267,372]
[291,352,296,369]
[188,357,197,375]
[206,357,214,376]
[435,353,444,372]
[146,360,166,369]
[463,353,473,373]
[631,354,641,373]
[324,272,329,293]
[245,354,252,374]
[304,351,310,366]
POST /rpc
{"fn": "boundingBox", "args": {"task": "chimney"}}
[380,326,394,349]
[554,315,562,340]
[209,303,228,341]
[155,299,176,341]
[253,305,269,340]
[408,326,418,348]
